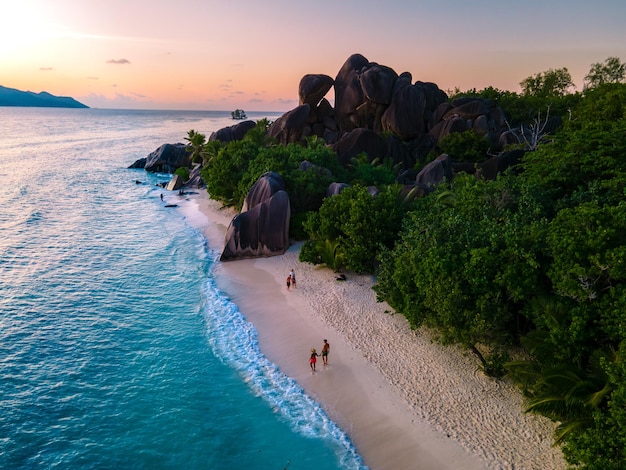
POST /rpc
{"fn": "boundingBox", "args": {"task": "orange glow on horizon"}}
[1,1,624,111]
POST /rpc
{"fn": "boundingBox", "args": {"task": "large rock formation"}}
[415,154,453,191]
[429,97,507,144]
[256,54,519,163]
[267,104,311,145]
[135,53,555,261]
[477,149,525,181]
[380,74,425,140]
[333,53,371,132]
[382,79,448,140]
[185,164,205,189]
[332,128,387,166]
[299,74,334,107]
[220,172,291,261]
[209,120,256,142]
[129,143,191,173]
[202,55,529,260]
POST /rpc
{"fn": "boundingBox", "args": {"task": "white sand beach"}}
[178,191,567,470]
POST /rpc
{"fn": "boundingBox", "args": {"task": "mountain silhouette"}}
[0,85,88,108]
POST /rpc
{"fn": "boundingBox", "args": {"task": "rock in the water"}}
[143,143,191,173]
[166,174,183,191]
[128,158,147,169]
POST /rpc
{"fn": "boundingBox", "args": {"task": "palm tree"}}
[314,238,344,272]
[184,129,206,164]
[434,189,457,208]
[243,119,275,147]
[507,348,615,444]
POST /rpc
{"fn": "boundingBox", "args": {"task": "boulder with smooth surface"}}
[142,143,191,173]
[220,173,291,261]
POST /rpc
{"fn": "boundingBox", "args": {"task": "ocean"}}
[0,108,366,470]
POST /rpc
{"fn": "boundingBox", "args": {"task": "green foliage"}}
[560,341,626,469]
[197,120,271,207]
[374,80,626,464]
[434,129,492,163]
[449,85,580,128]
[299,238,345,272]
[300,185,407,273]
[521,296,582,366]
[520,67,575,98]
[374,174,546,346]
[289,211,312,241]
[174,166,189,181]
[542,203,626,363]
[483,349,511,378]
[519,118,626,214]
[574,83,626,123]
[287,166,331,215]
[509,67,581,128]
[584,57,626,90]
[195,66,626,467]
[348,153,397,186]
[200,139,260,207]
[200,132,342,215]
[507,348,616,447]
[184,129,206,164]
[245,118,275,146]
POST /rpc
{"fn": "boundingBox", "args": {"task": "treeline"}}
[190,57,626,469]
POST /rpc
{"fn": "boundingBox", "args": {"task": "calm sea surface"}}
[0,108,366,469]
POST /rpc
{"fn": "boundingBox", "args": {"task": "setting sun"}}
[0,3,54,57]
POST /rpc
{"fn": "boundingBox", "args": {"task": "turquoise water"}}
[0,108,366,469]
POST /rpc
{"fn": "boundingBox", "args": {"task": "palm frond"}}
[553,419,591,445]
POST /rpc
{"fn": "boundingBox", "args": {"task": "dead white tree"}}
[505,106,553,151]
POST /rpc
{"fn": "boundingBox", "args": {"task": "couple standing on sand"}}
[286,269,296,290]
[309,339,330,371]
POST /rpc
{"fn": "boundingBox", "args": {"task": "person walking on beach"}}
[321,339,330,366]
[309,348,319,371]
[286,275,291,290]
[290,269,296,288]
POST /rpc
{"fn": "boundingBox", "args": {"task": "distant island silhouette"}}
[0,85,88,108]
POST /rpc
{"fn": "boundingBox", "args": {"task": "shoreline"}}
[178,190,567,470]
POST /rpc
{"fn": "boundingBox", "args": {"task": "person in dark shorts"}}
[321,339,330,365]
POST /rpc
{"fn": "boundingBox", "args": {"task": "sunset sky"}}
[1,0,625,112]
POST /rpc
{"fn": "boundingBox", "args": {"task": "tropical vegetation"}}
[189,57,626,469]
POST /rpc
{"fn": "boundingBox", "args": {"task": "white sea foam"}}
[1,107,362,470]
[201,276,368,470]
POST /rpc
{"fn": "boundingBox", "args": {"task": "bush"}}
[174,167,190,181]
[432,130,492,163]
[300,185,407,273]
